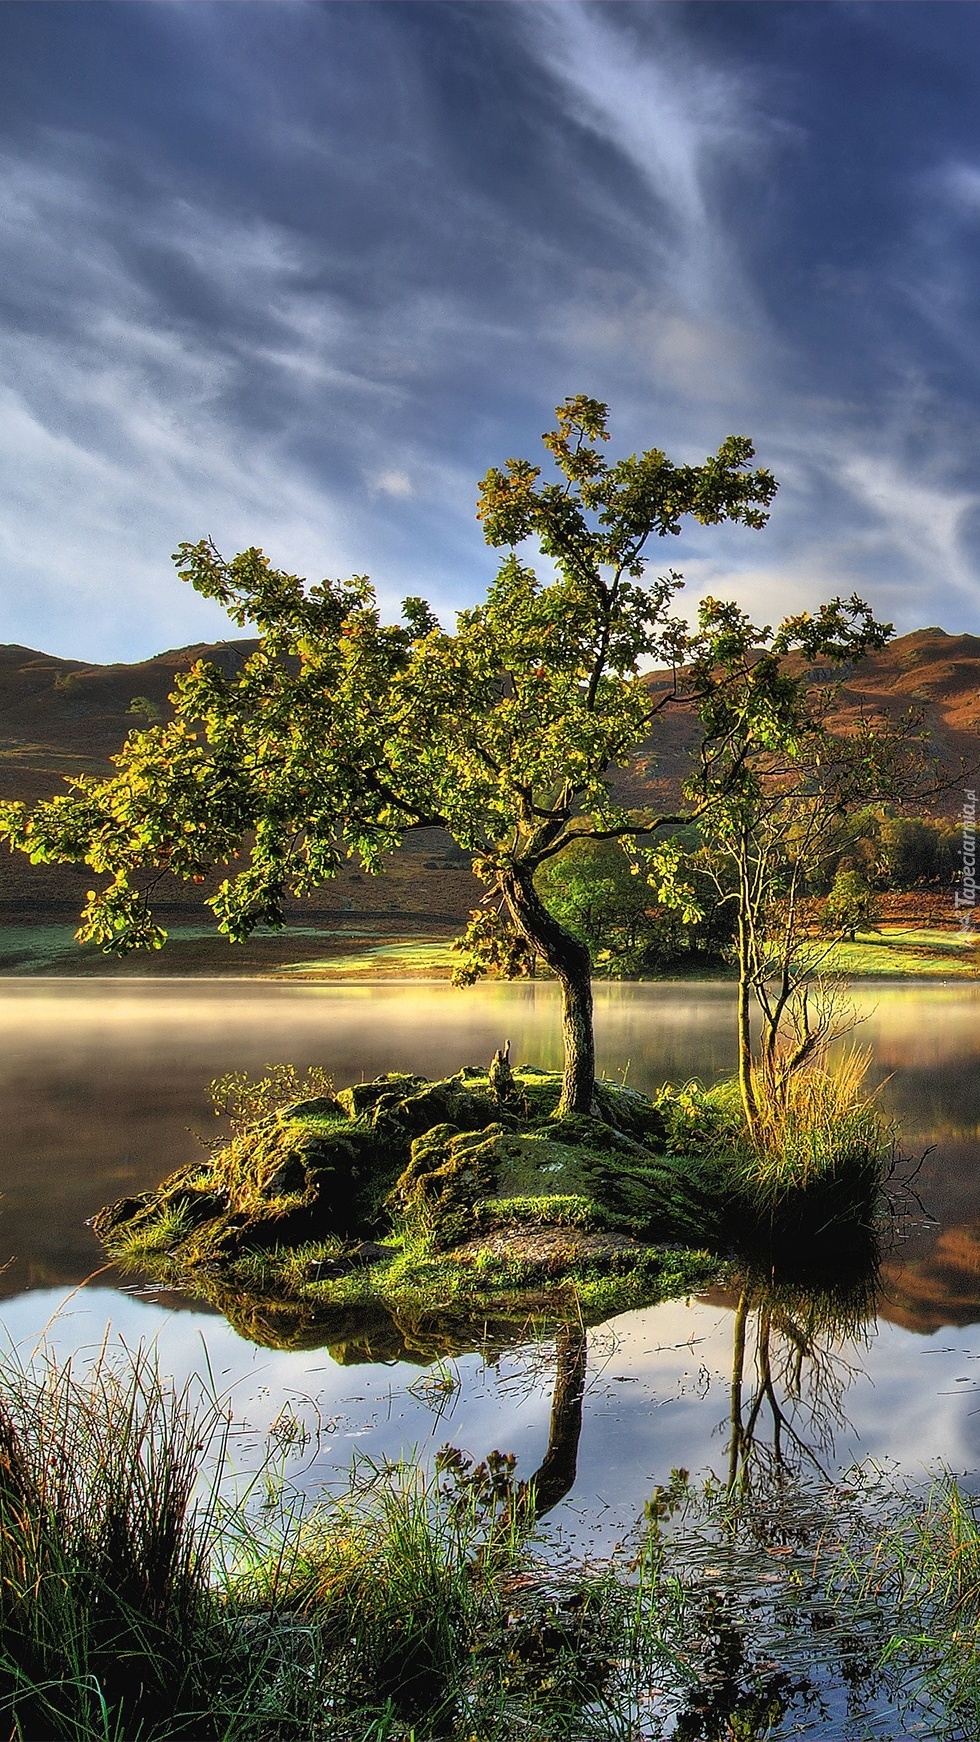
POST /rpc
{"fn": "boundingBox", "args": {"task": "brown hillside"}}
[0,628,977,920]
[818,627,980,802]
[628,626,980,816]
[0,640,481,921]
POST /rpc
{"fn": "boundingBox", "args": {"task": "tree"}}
[821,867,881,942]
[652,597,922,1132]
[535,834,734,976]
[0,397,776,1115]
[878,813,959,889]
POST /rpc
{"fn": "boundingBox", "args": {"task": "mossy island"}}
[93,1054,886,1354]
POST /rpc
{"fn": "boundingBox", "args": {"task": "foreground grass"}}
[1,1342,975,1741]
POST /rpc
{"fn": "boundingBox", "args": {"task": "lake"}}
[1,975,979,1564]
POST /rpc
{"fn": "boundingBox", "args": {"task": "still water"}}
[2,977,980,1555]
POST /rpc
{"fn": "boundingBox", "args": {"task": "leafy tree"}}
[0,397,776,1115]
[535,834,734,976]
[811,809,960,894]
[878,813,959,890]
[821,868,881,942]
[534,838,649,964]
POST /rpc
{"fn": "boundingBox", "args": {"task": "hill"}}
[0,628,977,922]
[630,624,980,815]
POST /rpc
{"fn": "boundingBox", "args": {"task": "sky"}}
[4,1,980,662]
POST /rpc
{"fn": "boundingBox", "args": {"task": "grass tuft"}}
[0,1345,231,1741]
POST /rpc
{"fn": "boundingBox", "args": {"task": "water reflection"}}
[3,976,980,1343]
[518,1318,588,1517]
[722,1267,878,1491]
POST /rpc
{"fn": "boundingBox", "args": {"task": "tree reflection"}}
[519,1316,588,1518]
[643,1260,886,1739]
[725,1262,878,1492]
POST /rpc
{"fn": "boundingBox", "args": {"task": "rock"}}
[335,1074,427,1120]
[279,1094,345,1121]
[257,1152,309,1199]
[90,1195,150,1240]
[92,1066,688,1282]
[391,1126,505,1248]
[452,1224,647,1276]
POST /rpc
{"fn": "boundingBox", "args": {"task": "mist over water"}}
[1,976,980,1550]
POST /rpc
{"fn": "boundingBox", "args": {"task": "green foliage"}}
[829,1473,980,1733]
[449,904,535,987]
[52,670,83,695]
[0,397,778,1109]
[97,1049,893,1337]
[9,1335,968,1739]
[208,1063,336,1132]
[821,867,881,940]
[229,1461,487,1721]
[745,1048,891,1222]
[879,813,960,888]
[656,1077,743,1157]
[811,807,961,893]
[127,696,162,722]
[650,596,928,1123]
[535,834,734,975]
[654,1061,888,1261]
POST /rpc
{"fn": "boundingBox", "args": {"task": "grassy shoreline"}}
[1,917,978,980]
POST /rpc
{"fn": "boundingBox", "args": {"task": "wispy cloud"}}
[0,138,501,655]
[5,2,980,658]
[527,3,759,301]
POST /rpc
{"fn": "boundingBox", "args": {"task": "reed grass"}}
[748,1046,889,1195]
[656,1052,891,1266]
[0,1344,231,1741]
[0,1336,971,1739]
[834,1474,980,1734]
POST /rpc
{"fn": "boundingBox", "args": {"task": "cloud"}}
[838,450,980,600]
[6,2,980,658]
[522,0,775,354]
[0,138,499,657]
[369,470,413,500]
[528,4,752,284]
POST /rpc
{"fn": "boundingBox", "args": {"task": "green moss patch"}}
[92,1064,884,1353]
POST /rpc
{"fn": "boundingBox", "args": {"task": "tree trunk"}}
[501,865,596,1115]
[727,1288,750,1492]
[737,913,759,1137]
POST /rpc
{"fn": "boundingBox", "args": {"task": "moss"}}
[154,1232,722,1357]
[474,1194,600,1230]
[93,1063,885,1350]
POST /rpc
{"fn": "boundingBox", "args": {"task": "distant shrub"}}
[128,694,162,721]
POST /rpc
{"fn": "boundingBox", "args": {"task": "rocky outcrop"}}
[91,1066,713,1287]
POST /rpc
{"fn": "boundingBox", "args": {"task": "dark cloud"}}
[2,0,980,659]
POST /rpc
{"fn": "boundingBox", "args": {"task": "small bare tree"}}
[653,598,928,1135]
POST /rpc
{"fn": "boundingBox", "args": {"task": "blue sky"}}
[4,1,980,661]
